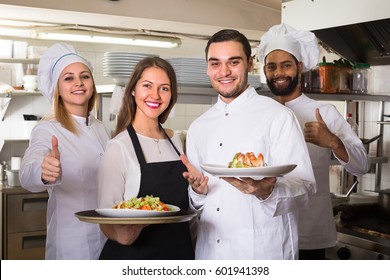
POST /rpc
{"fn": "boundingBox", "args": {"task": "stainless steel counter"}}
[1,181,48,259]
[0,181,31,195]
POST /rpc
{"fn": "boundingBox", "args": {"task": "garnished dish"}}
[113,195,170,211]
[94,195,180,218]
[228,152,266,168]
[201,152,296,177]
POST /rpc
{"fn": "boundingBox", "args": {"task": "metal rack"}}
[261,91,390,192]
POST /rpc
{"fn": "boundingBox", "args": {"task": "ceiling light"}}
[33,31,181,48]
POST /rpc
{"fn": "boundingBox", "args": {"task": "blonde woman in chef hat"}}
[19,43,110,260]
[259,23,369,259]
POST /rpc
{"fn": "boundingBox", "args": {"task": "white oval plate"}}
[96,204,180,218]
[200,164,297,177]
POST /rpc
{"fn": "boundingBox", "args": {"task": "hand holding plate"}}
[221,176,276,199]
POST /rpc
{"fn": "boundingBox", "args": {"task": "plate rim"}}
[95,204,180,218]
[200,163,297,177]
[75,209,196,225]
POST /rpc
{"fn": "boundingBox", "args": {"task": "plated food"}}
[228,152,266,168]
[94,195,181,218]
[201,164,297,177]
[113,195,170,211]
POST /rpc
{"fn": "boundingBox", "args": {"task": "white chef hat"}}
[258,23,320,72]
[38,43,93,103]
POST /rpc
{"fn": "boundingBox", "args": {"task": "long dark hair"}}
[115,56,178,136]
[205,29,252,62]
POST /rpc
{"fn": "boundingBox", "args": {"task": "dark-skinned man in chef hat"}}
[259,23,369,259]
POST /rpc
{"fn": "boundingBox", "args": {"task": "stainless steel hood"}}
[282,0,390,65]
[313,18,390,66]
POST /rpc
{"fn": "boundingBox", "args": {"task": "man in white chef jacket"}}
[184,29,316,260]
[259,23,370,259]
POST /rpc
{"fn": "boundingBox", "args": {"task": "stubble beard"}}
[211,77,248,99]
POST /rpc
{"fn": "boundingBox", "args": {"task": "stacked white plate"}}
[167,58,210,87]
[103,52,156,85]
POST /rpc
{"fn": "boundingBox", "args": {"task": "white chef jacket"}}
[186,86,316,260]
[285,94,369,250]
[97,130,184,208]
[19,115,109,260]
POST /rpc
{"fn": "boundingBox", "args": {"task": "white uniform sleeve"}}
[97,136,140,208]
[19,123,61,193]
[325,105,370,176]
[186,127,207,209]
[259,109,316,217]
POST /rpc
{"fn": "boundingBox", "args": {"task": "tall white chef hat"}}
[38,43,93,103]
[258,23,320,72]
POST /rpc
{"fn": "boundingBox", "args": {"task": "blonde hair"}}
[52,79,98,135]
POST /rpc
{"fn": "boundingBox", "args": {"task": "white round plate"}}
[200,164,297,177]
[95,204,180,218]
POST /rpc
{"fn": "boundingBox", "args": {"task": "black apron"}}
[99,124,194,260]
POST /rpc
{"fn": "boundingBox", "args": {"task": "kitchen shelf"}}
[0,139,30,153]
[286,91,390,192]
[0,58,39,64]
[0,90,41,98]
[330,156,388,166]
[260,91,390,102]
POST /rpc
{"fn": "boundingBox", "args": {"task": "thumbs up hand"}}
[41,135,61,183]
[304,108,337,148]
[50,135,60,160]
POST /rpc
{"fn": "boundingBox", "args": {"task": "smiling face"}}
[263,50,303,103]
[134,66,172,123]
[58,62,94,116]
[206,41,253,103]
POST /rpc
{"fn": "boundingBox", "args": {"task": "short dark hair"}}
[205,29,252,62]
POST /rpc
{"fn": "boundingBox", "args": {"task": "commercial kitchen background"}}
[0,0,389,195]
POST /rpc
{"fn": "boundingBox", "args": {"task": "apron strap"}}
[127,124,147,165]
[159,123,181,157]
[127,123,182,164]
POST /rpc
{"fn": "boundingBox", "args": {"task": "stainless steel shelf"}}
[259,91,390,102]
[0,90,41,98]
[0,58,39,64]
[330,156,388,166]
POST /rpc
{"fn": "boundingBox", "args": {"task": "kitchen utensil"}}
[331,181,358,206]
[10,157,21,170]
[23,114,40,120]
[360,134,382,153]
[13,41,28,59]
[5,169,21,187]
[378,189,390,218]
[0,161,7,182]
[22,75,38,91]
